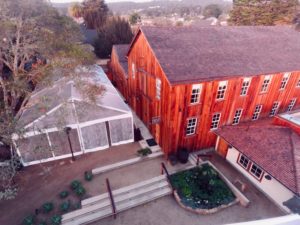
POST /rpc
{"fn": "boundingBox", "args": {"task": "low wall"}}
[172,162,250,214]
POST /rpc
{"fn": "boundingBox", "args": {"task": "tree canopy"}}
[0,0,94,199]
[129,12,141,25]
[203,4,223,19]
[69,0,109,30]
[229,0,299,25]
[94,16,133,58]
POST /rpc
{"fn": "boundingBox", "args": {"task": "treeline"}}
[70,0,133,58]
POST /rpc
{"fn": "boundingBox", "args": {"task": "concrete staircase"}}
[62,175,172,225]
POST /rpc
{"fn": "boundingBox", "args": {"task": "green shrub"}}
[38,221,47,225]
[84,171,93,181]
[70,180,81,190]
[137,148,152,157]
[75,186,86,197]
[60,200,71,212]
[50,215,62,225]
[59,190,69,199]
[22,215,35,225]
[42,202,54,213]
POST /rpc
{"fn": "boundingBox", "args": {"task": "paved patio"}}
[0,146,285,225]
[0,142,143,225]
[89,152,285,225]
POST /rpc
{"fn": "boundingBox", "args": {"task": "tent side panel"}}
[81,123,108,150]
[109,117,134,145]
[17,134,52,163]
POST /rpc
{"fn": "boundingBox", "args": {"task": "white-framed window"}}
[186,118,197,136]
[296,79,300,88]
[287,98,297,112]
[252,105,262,120]
[240,78,251,96]
[132,63,136,79]
[232,109,243,125]
[238,154,249,169]
[250,163,263,180]
[279,73,290,90]
[190,84,201,104]
[156,78,161,100]
[210,113,221,130]
[216,81,227,100]
[269,101,280,116]
[261,75,272,93]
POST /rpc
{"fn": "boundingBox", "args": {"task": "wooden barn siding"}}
[110,47,128,99]
[127,31,300,155]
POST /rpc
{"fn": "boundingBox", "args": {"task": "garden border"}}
[171,161,250,214]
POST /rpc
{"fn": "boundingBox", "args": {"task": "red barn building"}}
[112,26,300,156]
[110,44,130,100]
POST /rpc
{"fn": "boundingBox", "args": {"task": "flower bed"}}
[170,163,237,214]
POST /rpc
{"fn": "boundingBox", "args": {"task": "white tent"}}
[13,66,134,166]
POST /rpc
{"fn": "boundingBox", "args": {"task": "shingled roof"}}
[214,119,300,195]
[130,26,300,84]
[113,44,129,78]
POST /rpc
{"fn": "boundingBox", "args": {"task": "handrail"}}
[106,178,117,219]
[161,162,174,191]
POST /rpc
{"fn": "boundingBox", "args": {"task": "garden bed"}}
[170,163,238,214]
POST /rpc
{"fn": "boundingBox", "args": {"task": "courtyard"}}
[0,143,284,225]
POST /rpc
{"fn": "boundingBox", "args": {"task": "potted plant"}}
[168,153,177,166]
[177,148,189,164]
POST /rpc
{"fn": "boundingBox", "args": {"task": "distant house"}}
[14,66,134,166]
[125,26,300,156]
[110,44,130,99]
[214,117,300,212]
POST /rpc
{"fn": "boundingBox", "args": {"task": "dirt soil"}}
[0,142,142,225]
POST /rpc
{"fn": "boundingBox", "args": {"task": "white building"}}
[214,117,300,213]
[14,66,134,166]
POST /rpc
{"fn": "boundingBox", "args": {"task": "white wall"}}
[226,147,294,213]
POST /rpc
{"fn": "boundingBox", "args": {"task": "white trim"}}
[46,132,55,158]
[71,97,131,114]
[111,139,134,146]
[24,103,63,129]
[22,152,84,167]
[30,77,68,98]
[79,114,132,128]
[83,145,110,153]
[71,101,85,152]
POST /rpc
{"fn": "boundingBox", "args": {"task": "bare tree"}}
[0,0,94,199]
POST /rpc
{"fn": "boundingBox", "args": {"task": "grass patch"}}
[170,164,235,209]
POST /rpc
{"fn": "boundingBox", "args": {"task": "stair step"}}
[81,193,109,207]
[114,181,169,203]
[82,175,167,207]
[62,199,111,222]
[117,186,172,212]
[92,152,163,175]
[62,207,113,225]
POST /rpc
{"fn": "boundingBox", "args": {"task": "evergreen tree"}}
[94,16,133,58]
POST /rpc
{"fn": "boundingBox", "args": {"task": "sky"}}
[50,0,152,3]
